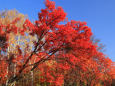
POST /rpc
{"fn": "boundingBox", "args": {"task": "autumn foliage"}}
[0,0,115,86]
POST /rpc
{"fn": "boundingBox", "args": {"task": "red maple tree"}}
[0,0,114,86]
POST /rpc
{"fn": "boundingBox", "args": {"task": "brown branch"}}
[7,29,45,85]
[31,48,59,71]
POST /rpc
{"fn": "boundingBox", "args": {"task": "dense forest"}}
[0,0,115,86]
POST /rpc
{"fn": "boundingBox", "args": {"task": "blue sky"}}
[0,0,115,61]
